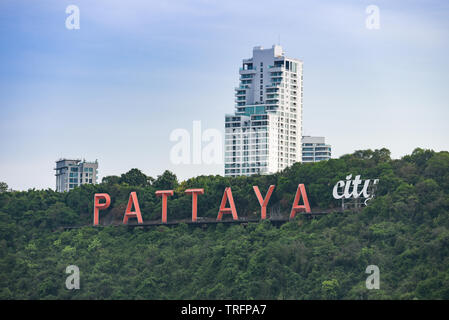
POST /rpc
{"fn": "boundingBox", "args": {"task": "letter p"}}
[93,193,111,226]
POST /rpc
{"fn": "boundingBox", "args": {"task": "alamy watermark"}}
[365,265,380,289]
[65,5,80,30]
[169,120,223,165]
[65,265,80,290]
[366,5,380,30]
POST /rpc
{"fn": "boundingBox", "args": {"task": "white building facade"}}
[225,45,303,177]
[55,159,99,192]
[301,136,332,162]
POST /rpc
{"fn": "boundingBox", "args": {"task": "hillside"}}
[1,148,449,299]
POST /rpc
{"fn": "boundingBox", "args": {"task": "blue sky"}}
[0,0,448,190]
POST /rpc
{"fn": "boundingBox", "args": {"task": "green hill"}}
[1,148,449,299]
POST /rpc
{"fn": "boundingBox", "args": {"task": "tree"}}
[153,170,178,190]
[102,176,120,185]
[321,279,340,300]
[372,148,391,163]
[0,182,8,193]
[1,148,449,300]
[120,169,150,187]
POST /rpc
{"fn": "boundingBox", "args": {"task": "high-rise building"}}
[301,136,332,162]
[225,45,303,177]
[54,159,98,192]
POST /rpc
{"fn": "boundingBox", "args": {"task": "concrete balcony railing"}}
[268,65,285,72]
[239,67,257,73]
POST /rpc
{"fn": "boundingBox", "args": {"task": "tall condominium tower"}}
[224,45,303,177]
[55,158,98,192]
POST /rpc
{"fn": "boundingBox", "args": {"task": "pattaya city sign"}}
[93,184,311,226]
[93,176,379,226]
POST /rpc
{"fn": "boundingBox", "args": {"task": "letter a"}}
[253,185,275,220]
[365,5,380,30]
[217,187,238,220]
[123,192,143,224]
[65,265,80,290]
[366,265,380,289]
[65,5,80,30]
[93,193,111,226]
[289,184,311,219]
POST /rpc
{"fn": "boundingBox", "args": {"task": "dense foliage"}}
[1,148,449,299]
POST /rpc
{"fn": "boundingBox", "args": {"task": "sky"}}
[0,0,448,191]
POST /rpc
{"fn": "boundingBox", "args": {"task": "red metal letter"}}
[93,193,111,226]
[185,188,204,222]
[123,192,143,224]
[253,185,275,220]
[289,184,311,219]
[155,190,174,224]
[217,187,238,220]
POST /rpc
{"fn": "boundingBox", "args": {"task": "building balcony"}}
[268,65,285,72]
[240,75,254,80]
[239,67,257,74]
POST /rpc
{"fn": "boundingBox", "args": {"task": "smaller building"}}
[302,136,331,163]
[55,159,98,192]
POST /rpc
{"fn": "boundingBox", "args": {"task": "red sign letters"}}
[93,184,311,226]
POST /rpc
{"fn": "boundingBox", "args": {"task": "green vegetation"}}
[1,148,449,299]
